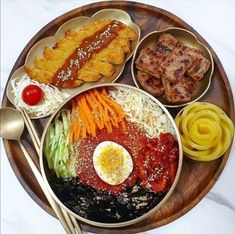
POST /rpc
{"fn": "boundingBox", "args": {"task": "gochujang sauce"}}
[74,121,179,195]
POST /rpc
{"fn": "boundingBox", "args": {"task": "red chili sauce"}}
[74,121,179,195]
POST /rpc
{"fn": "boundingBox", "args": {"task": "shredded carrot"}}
[80,96,96,137]
[74,121,81,141]
[69,88,126,142]
[85,93,102,129]
[77,98,88,138]
[93,89,119,128]
[100,91,125,119]
[120,119,127,131]
[90,90,106,128]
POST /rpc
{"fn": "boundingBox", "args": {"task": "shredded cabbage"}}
[11,75,70,117]
[109,87,175,138]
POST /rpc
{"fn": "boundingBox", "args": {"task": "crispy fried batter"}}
[25,19,137,87]
[34,57,61,73]
[92,36,132,64]
[83,59,115,77]
[64,19,113,43]
[77,69,102,82]
[24,65,54,84]
[111,37,131,54]
[93,47,125,65]
[117,26,138,41]
[43,47,68,61]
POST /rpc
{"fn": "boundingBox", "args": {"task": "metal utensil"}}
[0,107,77,234]
[20,109,82,234]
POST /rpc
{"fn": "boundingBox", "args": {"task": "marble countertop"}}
[1,0,235,233]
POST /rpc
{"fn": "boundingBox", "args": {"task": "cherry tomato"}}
[22,85,44,106]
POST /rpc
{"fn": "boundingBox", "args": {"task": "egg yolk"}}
[97,145,124,175]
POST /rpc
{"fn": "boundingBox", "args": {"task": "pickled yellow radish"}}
[175,102,234,161]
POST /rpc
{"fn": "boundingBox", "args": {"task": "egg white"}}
[93,141,133,185]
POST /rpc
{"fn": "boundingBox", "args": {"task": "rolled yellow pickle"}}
[175,102,234,161]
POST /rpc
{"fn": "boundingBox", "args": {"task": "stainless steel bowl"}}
[39,83,183,228]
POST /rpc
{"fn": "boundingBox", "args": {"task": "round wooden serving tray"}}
[2,1,235,233]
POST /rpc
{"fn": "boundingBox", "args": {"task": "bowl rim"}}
[39,83,183,228]
[131,26,214,108]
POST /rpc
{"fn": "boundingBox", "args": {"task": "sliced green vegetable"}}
[43,109,76,179]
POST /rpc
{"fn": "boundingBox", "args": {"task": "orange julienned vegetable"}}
[80,96,96,137]
[70,88,126,142]
[85,93,102,129]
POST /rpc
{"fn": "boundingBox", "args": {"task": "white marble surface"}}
[1,0,235,233]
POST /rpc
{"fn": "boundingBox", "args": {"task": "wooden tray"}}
[2,1,234,233]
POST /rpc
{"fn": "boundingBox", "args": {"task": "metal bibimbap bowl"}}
[39,83,183,228]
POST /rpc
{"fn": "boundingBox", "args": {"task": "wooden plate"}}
[2,1,234,233]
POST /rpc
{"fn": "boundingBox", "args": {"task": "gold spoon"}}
[0,107,75,234]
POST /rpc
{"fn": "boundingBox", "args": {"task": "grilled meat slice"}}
[135,48,163,78]
[186,48,211,81]
[162,75,197,104]
[156,33,178,53]
[135,34,178,78]
[158,42,193,83]
[137,71,164,97]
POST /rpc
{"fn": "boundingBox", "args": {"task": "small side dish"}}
[25,19,137,89]
[42,86,182,224]
[175,102,234,161]
[135,33,210,104]
[11,75,69,117]
[131,28,214,108]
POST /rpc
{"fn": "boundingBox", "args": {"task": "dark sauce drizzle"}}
[52,20,123,88]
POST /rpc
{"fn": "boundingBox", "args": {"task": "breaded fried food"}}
[111,37,131,54]
[93,47,126,65]
[54,37,76,53]
[83,59,115,77]
[77,69,102,82]
[43,47,68,61]
[64,19,112,44]
[24,65,54,84]
[117,26,138,41]
[34,57,61,74]
[92,36,132,64]
[24,19,137,88]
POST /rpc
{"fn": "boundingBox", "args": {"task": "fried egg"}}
[93,141,133,185]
